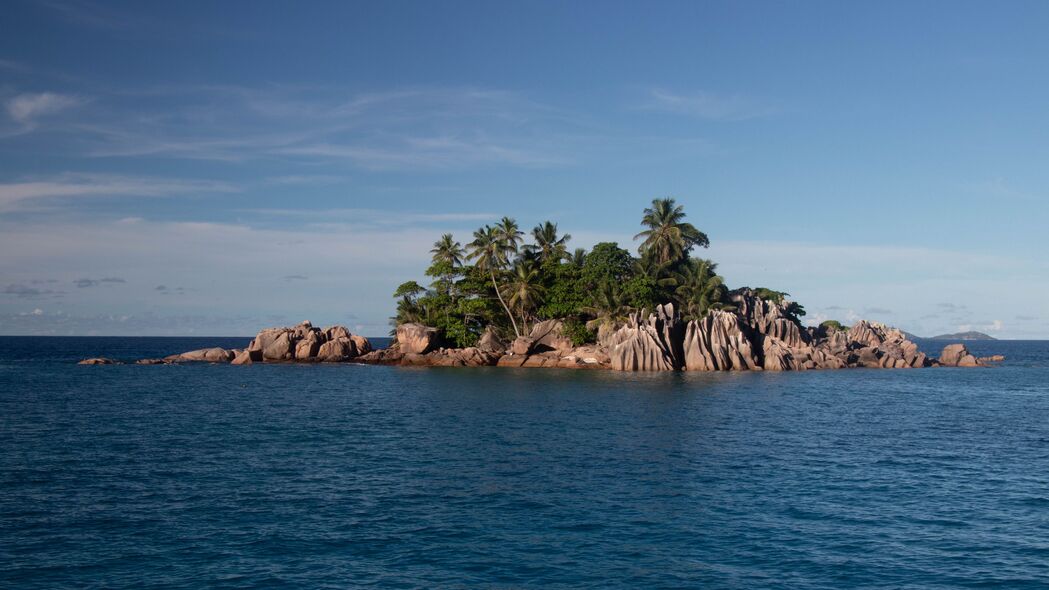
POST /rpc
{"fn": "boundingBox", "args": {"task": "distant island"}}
[82,198,1000,371]
[927,331,997,341]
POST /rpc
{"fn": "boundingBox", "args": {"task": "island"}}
[80,198,1000,370]
[927,331,997,341]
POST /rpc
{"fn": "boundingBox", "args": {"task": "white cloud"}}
[646,89,775,121]
[0,173,237,212]
[6,92,81,125]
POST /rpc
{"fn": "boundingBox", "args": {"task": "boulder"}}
[396,323,440,354]
[317,338,358,361]
[135,358,168,365]
[295,332,322,360]
[496,354,528,367]
[528,320,574,352]
[939,343,977,367]
[165,348,235,363]
[477,326,507,354]
[511,336,534,356]
[350,334,372,355]
[248,328,288,353]
[78,357,120,365]
[325,325,351,341]
[979,355,1006,363]
[232,349,261,365]
[262,332,294,361]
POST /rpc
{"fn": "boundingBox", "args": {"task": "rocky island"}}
[81,198,1001,371]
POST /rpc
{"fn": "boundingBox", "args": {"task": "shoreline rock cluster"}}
[80,292,1003,371]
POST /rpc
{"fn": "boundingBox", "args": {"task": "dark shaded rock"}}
[78,357,120,365]
[477,326,507,354]
[510,336,534,356]
[528,320,574,352]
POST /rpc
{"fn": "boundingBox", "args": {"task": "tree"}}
[581,242,634,287]
[584,282,632,335]
[502,259,545,332]
[430,234,464,267]
[672,258,728,320]
[570,247,587,267]
[529,221,571,263]
[634,197,709,265]
[495,217,524,256]
[467,225,522,338]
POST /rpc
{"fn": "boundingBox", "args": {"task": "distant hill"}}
[927,331,997,341]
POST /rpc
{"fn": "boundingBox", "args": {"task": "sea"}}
[2,336,1048,589]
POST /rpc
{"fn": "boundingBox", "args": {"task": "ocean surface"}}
[2,336,1049,589]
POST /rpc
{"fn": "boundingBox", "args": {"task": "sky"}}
[1,0,1048,338]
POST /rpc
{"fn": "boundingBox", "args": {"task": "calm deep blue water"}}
[3,337,1049,589]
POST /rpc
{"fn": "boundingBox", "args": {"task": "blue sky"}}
[1,0,1047,337]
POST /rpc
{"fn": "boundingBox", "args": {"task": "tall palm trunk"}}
[489,268,520,338]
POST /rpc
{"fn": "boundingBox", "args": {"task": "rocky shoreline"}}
[80,291,1001,371]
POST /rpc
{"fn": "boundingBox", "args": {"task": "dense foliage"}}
[392,198,803,347]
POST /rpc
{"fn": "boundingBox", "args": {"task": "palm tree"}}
[634,197,709,265]
[570,248,587,267]
[430,234,464,267]
[673,258,728,320]
[467,225,521,338]
[495,217,524,257]
[502,260,545,333]
[583,282,632,344]
[529,221,571,263]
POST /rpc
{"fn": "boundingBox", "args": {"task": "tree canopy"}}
[392,198,804,347]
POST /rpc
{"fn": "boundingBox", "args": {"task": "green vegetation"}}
[820,320,849,333]
[392,197,804,347]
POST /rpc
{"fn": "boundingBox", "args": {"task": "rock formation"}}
[82,296,994,374]
[609,304,684,371]
[938,343,982,367]
[395,323,441,354]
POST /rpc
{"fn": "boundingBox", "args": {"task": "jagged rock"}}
[135,358,168,365]
[511,336,534,355]
[477,326,507,354]
[683,310,759,371]
[610,304,683,371]
[164,348,235,363]
[762,338,796,371]
[396,323,440,354]
[78,357,120,365]
[528,320,574,352]
[979,355,1005,363]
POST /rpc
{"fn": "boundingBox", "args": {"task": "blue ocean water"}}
[2,337,1049,589]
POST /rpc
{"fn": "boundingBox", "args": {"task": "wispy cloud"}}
[5,92,81,126]
[282,274,308,282]
[646,89,775,121]
[35,85,577,169]
[3,283,65,299]
[0,173,237,212]
[74,277,125,288]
